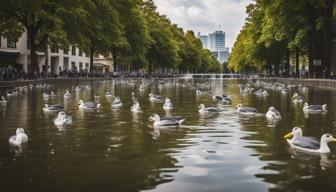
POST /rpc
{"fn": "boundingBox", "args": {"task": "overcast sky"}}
[153,0,251,48]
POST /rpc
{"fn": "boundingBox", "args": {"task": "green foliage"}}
[229,0,336,77]
[0,0,221,73]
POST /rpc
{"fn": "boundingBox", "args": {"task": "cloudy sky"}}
[153,0,251,48]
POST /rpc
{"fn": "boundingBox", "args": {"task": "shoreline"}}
[1,76,336,88]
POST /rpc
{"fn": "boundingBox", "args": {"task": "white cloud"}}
[153,0,252,48]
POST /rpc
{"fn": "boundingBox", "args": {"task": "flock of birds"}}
[1,79,335,156]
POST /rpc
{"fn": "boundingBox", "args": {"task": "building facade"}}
[197,30,230,64]
[93,54,114,73]
[0,32,90,74]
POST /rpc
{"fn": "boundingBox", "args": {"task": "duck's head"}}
[292,92,298,98]
[284,127,302,140]
[236,104,243,108]
[321,134,336,143]
[268,106,275,111]
[303,102,308,107]
[58,111,66,117]
[148,114,160,122]
[78,100,84,105]
[198,104,205,109]
[44,104,49,108]
[149,93,154,97]
[322,104,328,111]
[16,128,25,135]
[165,98,171,103]
[131,92,135,96]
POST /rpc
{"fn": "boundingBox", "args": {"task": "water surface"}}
[0,78,336,192]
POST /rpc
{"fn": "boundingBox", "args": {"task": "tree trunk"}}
[89,41,95,72]
[295,48,300,78]
[28,28,39,77]
[112,49,117,72]
[324,0,334,78]
[285,49,290,77]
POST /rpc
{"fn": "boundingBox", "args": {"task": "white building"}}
[0,32,90,74]
[197,30,230,63]
[93,54,114,73]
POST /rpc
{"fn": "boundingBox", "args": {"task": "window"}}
[63,57,69,70]
[71,62,76,71]
[79,49,83,56]
[71,46,76,56]
[7,39,17,48]
[63,47,69,55]
[79,62,83,71]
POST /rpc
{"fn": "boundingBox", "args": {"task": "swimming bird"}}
[212,95,232,104]
[54,111,72,125]
[105,90,113,97]
[266,106,281,120]
[254,89,268,97]
[196,89,202,95]
[148,114,185,127]
[163,98,173,111]
[284,127,336,153]
[149,93,164,102]
[198,104,222,114]
[303,103,327,113]
[130,101,142,113]
[236,104,257,115]
[0,96,7,104]
[292,93,304,103]
[78,100,101,110]
[131,92,137,102]
[64,90,72,99]
[43,104,64,112]
[111,96,123,108]
[43,91,56,98]
[9,128,28,146]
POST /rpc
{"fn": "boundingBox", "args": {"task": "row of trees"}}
[0,0,221,74]
[228,0,336,78]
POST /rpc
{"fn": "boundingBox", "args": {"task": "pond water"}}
[0,78,336,192]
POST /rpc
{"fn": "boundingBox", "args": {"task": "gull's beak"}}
[283,132,293,139]
[332,137,336,142]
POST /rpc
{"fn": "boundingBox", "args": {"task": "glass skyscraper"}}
[197,30,229,64]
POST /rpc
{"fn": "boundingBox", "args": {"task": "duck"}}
[43,91,56,98]
[292,93,304,103]
[303,103,327,113]
[212,95,232,104]
[6,90,17,97]
[111,96,123,108]
[131,92,138,102]
[130,101,142,113]
[148,114,185,127]
[266,106,281,120]
[196,89,202,95]
[78,100,101,110]
[0,96,7,104]
[284,127,336,153]
[163,98,173,111]
[105,90,113,97]
[75,86,82,92]
[149,93,164,102]
[9,128,28,146]
[198,104,222,114]
[236,104,257,115]
[54,111,72,125]
[254,89,268,97]
[139,84,145,92]
[64,90,72,99]
[43,104,64,112]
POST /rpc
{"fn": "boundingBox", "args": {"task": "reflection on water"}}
[0,79,336,192]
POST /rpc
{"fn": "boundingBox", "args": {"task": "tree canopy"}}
[229,0,336,78]
[0,0,221,74]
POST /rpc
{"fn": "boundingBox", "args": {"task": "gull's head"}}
[284,127,302,140]
[236,104,243,108]
[16,128,25,135]
[198,104,205,109]
[321,134,336,143]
